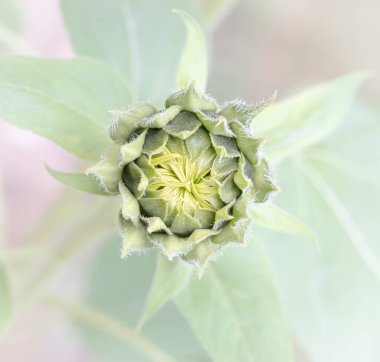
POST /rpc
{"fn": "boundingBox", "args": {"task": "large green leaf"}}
[255,72,367,163]
[61,0,199,105]
[0,57,131,160]
[263,102,380,362]
[175,239,294,362]
[174,10,208,91]
[0,263,12,336]
[137,254,192,331]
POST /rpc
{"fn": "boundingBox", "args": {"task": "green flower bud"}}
[87,83,278,273]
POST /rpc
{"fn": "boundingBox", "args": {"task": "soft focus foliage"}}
[0,0,379,361]
[0,263,12,336]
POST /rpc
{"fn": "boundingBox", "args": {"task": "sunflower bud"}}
[87,84,278,272]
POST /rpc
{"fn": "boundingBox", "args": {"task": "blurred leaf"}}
[175,239,293,362]
[46,165,109,196]
[251,202,318,245]
[0,57,131,161]
[0,0,20,31]
[0,263,12,336]
[0,0,34,55]
[0,24,35,55]
[306,148,380,186]
[263,102,380,362]
[299,160,380,284]
[255,72,368,163]
[199,0,238,28]
[137,254,192,331]
[0,172,7,246]
[61,0,199,105]
[174,10,208,91]
[60,0,136,91]
[79,240,210,362]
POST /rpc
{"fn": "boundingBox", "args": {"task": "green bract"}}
[87,83,278,272]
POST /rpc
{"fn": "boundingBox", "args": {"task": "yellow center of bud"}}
[148,148,218,213]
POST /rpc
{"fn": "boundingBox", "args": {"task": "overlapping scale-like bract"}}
[87,84,278,272]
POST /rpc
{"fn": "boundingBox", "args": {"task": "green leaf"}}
[137,254,192,331]
[0,263,12,336]
[251,202,318,246]
[255,72,368,163]
[0,57,131,161]
[175,239,293,362]
[61,0,199,104]
[46,165,109,196]
[174,10,208,91]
